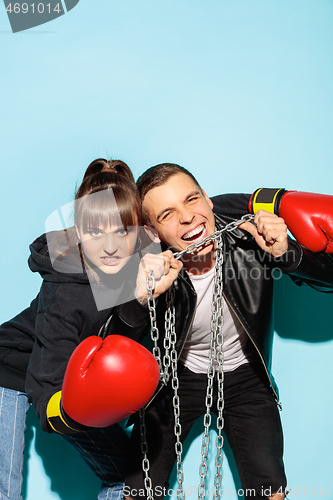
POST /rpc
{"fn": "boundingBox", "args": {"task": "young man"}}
[124,163,333,500]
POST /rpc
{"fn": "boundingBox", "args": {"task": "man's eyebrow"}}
[156,190,201,221]
[186,190,201,199]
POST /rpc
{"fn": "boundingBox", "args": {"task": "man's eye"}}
[162,212,172,221]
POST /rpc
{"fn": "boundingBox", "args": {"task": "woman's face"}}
[78,222,139,274]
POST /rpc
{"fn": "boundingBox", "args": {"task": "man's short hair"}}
[136,163,202,225]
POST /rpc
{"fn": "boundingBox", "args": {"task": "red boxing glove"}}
[249,188,333,254]
[61,335,160,428]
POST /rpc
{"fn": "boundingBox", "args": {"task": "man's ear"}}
[144,225,161,243]
[202,189,214,209]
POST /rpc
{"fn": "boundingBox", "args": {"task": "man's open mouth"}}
[182,224,205,242]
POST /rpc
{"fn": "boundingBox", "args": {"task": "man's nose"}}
[179,209,195,224]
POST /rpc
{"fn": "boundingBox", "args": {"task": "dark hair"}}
[136,163,202,224]
[75,158,141,232]
[48,158,143,282]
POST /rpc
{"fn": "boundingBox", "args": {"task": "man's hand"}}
[135,250,183,303]
[240,210,288,257]
[249,188,333,253]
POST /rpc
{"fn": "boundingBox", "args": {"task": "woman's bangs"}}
[116,192,140,229]
[77,188,140,232]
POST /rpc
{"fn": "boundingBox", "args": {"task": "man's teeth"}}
[183,224,204,240]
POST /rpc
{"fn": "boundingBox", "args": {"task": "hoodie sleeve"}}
[25,282,85,432]
[26,280,151,433]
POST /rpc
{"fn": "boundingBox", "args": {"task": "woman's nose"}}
[102,233,116,254]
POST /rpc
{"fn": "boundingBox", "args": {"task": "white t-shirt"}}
[179,266,256,373]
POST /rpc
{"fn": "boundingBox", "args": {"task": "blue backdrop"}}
[0,1,332,498]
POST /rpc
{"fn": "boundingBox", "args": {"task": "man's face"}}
[143,172,215,256]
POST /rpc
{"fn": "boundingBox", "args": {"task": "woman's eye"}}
[88,230,102,237]
[117,229,128,236]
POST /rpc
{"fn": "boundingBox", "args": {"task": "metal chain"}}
[162,290,173,385]
[139,408,154,500]
[167,286,185,500]
[146,272,168,385]
[198,232,224,500]
[213,233,224,499]
[173,214,254,261]
[140,214,254,500]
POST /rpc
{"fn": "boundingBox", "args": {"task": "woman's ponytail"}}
[81,158,135,184]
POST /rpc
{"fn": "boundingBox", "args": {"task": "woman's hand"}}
[135,250,183,304]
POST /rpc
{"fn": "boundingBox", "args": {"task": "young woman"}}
[0,158,182,500]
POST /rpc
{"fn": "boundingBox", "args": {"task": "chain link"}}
[140,214,254,500]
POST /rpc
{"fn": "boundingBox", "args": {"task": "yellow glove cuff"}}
[250,188,286,214]
[46,391,79,435]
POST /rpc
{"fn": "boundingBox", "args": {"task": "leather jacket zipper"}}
[218,223,282,410]
[223,292,282,410]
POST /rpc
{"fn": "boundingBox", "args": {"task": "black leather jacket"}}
[147,209,333,408]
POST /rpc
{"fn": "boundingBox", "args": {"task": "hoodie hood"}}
[28,230,89,285]
[28,230,139,311]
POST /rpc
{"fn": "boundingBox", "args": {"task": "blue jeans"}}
[0,386,127,500]
[62,424,129,500]
[0,387,30,500]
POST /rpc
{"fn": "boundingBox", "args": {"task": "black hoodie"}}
[0,231,149,432]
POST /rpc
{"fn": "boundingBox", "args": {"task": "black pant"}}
[125,363,287,499]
